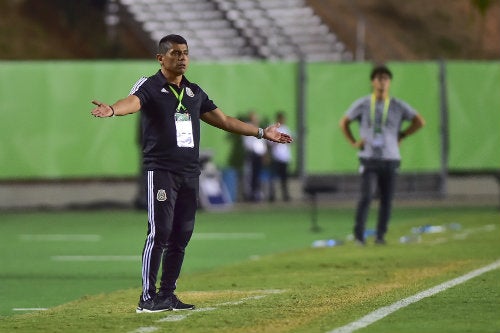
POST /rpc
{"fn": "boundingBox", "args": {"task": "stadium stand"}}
[117,0,351,61]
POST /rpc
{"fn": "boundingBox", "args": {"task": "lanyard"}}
[370,93,390,131]
[168,85,186,111]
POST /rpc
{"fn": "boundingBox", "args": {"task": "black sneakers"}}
[136,293,195,313]
[157,292,195,311]
[136,296,172,313]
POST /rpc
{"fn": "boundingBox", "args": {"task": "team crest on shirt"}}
[185,87,194,97]
[157,189,167,201]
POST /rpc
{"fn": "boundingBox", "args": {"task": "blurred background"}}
[0,0,499,210]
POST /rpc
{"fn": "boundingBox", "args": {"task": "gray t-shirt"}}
[345,95,418,161]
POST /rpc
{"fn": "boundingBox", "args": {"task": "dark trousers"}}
[269,160,290,201]
[244,152,264,201]
[141,170,198,301]
[354,159,399,241]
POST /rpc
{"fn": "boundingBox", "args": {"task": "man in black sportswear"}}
[91,34,292,313]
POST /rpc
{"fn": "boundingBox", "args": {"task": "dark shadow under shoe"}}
[136,296,172,313]
[157,293,195,311]
[375,238,386,245]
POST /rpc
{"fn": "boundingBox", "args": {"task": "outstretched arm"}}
[90,95,141,118]
[201,108,293,144]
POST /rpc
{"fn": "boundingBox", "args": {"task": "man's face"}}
[158,43,189,75]
[371,73,391,94]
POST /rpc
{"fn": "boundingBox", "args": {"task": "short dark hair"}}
[158,34,188,54]
[370,65,393,80]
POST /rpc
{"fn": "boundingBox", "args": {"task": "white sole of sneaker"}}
[136,307,172,313]
[172,307,195,311]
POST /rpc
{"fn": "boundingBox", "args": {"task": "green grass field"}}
[0,203,499,332]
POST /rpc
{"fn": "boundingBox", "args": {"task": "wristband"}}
[257,128,264,139]
[110,105,115,117]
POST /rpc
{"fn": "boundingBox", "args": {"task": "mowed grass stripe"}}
[51,255,141,261]
[192,233,266,240]
[18,233,266,242]
[19,234,102,241]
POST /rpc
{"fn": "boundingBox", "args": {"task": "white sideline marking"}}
[157,314,187,322]
[51,255,141,261]
[217,294,266,306]
[130,290,285,333]
[192,233,266,240]
[12,308,48,311]
[20,234,101,242]
[326,259,500,333]
[129,327,158,333]
[157,307,217,323]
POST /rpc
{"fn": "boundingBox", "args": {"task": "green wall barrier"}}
[0,60,498,180]
[306,61,441,173]
[446,61,500,170]
[0,61,155,179]
[0,61,296,179]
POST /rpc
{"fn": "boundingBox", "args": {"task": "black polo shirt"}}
[131,70,217,176]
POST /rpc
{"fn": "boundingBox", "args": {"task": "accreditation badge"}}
[372,132,385,148]
[174,112,194,148]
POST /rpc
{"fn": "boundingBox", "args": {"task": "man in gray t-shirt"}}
[339,65,425,245]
